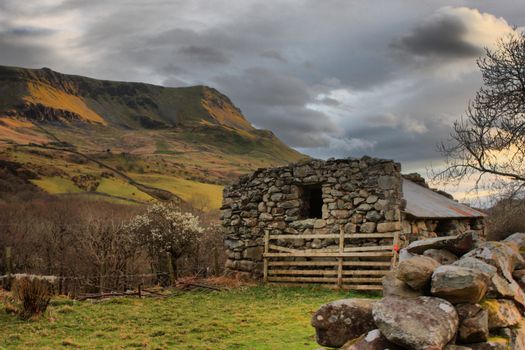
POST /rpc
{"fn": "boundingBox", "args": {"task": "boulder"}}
[466,338,510,350]
[462,241,525,282]
[311,298,376,348]
[424,249,458,265]
[395,255,441,290]
[513,269,525,290]
[509,320,525,350]
[453,257,497,277]
[445,346,473,350]
[431,265,489,304]
[398,248,414,261]
[456,304,488,343]
[382,271,422,298]
[407,231,478,255]
[342,329,404,350]
[481,299,522,329]
[503,232,525,250]
[372,296,458,350]
[455,258,525,309]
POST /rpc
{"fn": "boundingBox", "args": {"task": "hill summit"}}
[0,65,306,209]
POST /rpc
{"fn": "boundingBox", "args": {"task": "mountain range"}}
[0,65,306,209]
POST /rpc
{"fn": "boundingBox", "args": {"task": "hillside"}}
[0,65,306,209]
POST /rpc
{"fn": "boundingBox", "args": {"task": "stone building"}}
[221,157,486,282]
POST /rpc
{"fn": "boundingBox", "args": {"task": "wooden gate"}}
[263,227,400,290]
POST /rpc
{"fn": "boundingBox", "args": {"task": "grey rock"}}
[396,255,441,290]
[481,299,522,329]
[372,296,458,350]
[342,329,404,350]
[311,298,376,348]
[424,249,458,265]
[382,271,422,298]
[407,231,477,255]
[431,265,489,304]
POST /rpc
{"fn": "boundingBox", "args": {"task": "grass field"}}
[0,286,373,350]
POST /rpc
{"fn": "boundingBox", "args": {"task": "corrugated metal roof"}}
[402,178,486,218]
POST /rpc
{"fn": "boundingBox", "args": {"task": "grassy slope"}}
[0,286,371,350]
[0,65,307,209]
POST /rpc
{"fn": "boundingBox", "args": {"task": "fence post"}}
[391,231,400,269]
[5,246,12,290]
[337,226,344,289]
[263,230,269,283]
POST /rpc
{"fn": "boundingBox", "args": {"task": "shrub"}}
[12,277,51,319]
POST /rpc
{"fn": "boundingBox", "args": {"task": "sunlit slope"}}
[0,65,307,209]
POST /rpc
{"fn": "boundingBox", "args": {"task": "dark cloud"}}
[2,26,55,37]
[392,14,482,59]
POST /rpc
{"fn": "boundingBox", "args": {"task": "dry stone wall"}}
[221,157,403,279]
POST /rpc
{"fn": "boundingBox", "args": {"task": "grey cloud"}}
[177,45,230,64]
[2,27,55,37]
[0,0,524,182]
[391,11,483,60]
[261,49,287,63]
[215,67,312,107]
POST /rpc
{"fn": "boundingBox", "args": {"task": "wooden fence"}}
[263,227,400,290]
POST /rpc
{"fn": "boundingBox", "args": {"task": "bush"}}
[12,277,51,319]
[486,198,525,241]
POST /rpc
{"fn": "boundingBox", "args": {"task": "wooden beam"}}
[267,260,392,267]
[343,245,393,252]
[264,251,393,258]
[268,244,298,253]
[268,233,396,240]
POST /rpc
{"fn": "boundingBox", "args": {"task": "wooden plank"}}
[268,269,338,276]
[267,261,391,267]
[267,269,388,276]
[268,276,338,283]
[341,277,383,283]
[264,251,393,258]
[341,270,388,276]
[268,244,298,253]
[343,261,392,267]
[266,282,384,291]
[342,285,383,291]
[270,234,340,240]
[345,233,396,239]
[268,261,339,267]
[268,233,396,240]
[343,245,393,252]
[268,276,383,283]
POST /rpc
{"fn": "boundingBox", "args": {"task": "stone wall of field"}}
[220,157,404,279]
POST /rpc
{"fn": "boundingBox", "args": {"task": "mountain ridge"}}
[0,65,306,209]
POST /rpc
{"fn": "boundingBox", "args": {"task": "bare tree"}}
[438,31,525,195]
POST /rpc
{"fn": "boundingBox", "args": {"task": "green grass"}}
[30,177,83,194]
[96,178,154,203]
[0,286,372,350]
[135,174,224,210]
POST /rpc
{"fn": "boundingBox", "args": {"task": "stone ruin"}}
[221,157,486,281]
[311,231,525,349]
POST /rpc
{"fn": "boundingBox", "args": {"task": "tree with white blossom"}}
[127,202,203,283]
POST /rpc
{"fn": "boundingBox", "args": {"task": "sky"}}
[1,0,524,198]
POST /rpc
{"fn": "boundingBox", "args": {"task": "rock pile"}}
[311,231,525,349]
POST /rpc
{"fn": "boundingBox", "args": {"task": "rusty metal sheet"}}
[402,179,486,218]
